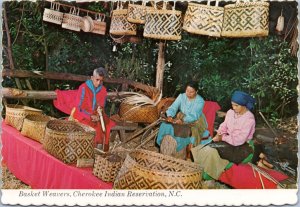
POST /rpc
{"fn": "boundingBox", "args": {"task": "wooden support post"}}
[155,41,166,92]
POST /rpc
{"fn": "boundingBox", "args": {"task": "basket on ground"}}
[119,102,158,123]
[5,104,42,131]
[43,120,95,164]
[114,149,202,189]
[221,0,269,37]
[21,114,54,143]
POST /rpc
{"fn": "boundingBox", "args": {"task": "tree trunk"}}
[155,41,166,92]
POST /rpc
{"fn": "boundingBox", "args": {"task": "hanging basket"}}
[221,0,269,37]
[143,3,182,40]
[62,7,82,32]
[114,149,202,189]
[91,14,106,35]
[5,104,42,131]
[43,2,64,25]
[21,114,54,143]
[81,15,94,32]
[43,120,95,164]
[119,102,158,124]
[110,2,137,36]
[127,1,149,24]
[183,1,224,37]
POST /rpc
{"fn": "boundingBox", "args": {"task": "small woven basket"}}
[91,14,106,35]
[183,1,224,37]
[110,2,137,36]
[127,1,149,24]
[62,7,82,32]
[93,153,124,182]
[114,149,202,189]
[81,15,94,32]
[144,3,182,40]
[43,2,63,25]
[21,114,54,143]
[5,104,42,131]
[119,102,158,123]
[221,0,269,37]
[43,120,95,164]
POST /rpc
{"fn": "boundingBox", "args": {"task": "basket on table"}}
[62,7,82,32]
[221,0,269,37]
[21,114,54,143]
[110,2,137,36]
[127,1,150,24]
[91,14,106,35]
[43,1,64,25]
[183,0,224,37]
[119,102,158,124]
[93,152,125,182]
[43,120,95,164]
[5,104,42,131]
[144,2,182,40]
[114,149,202,189]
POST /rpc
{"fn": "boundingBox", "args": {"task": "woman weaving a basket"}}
[156,81,210,159]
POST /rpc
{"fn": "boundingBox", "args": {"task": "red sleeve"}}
[74,84,91,121]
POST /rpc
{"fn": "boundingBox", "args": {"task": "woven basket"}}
[110,2,137,36]
[62,7,82,32]
[81,15,94,32]
[119,102,158,123]
[91,14,106,35]
[144,3,182,40]
[183,1,224,37]
[43,2,63,25]
[127,2,149,24]
[5,105,42,131]
[93,153,124,182]
[114,149,202,189]
[21,114,54,143]
[43,120,95,164]
[156,97,175,116]
[221,0,269,37]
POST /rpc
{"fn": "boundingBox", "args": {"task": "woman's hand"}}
[91,115,99,122]
[212,134,222,142]
[174,119,183,125]
[166,116,173,123]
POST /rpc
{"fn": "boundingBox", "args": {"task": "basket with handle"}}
[183,0,224,37]
[4,104,42,131]
[119,102,158,124]
[110,1,137,36]
[43,2,64,25]
[91,13,106,35]
[114,149,202,189]
[43,120,95,164]
[143,2,182,40]
[221,0,269,37]
[21,114,55,143]
[127,0,149,24]
[62,7,82,32]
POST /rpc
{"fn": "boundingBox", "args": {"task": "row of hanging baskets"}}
[110,0,269,40]
[43,2,106,35]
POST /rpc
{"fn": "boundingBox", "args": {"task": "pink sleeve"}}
[218,116,228,135]
[222,117,255,146]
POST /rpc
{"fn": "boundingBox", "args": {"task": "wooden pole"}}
[155,41,166,92]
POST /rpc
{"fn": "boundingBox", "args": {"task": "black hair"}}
[185,81,199,91]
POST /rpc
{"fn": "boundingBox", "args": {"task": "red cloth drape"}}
[1,122,113,189]
[219,163,288,189]
[203,101,221,137]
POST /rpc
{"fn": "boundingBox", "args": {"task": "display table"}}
[1,122,113,189]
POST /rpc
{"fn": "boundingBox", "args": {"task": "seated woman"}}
[156,81,210,158]
[191,90,256,180]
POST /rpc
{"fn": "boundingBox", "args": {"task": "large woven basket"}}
[110,3,137,36]
[114,149,202,189]
[91,14,106,35]
[221,0,269,37]
[183,1,224,37]
[93,153,124,182]
[119,102,158,123]
[43,2,63,25]
[127,2,149,24]
[5,104,42,131]
[43,120,95,164]
[144,3,182,40]
[62,7,82,32]
[21,114,54,143]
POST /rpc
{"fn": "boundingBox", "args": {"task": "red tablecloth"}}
[1,122,113,189]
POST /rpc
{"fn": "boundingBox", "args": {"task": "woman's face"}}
[185,86,197,99]
[231,102,246,114]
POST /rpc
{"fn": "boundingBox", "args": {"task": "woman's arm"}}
[166,94,182,118]
[183,95,204,123]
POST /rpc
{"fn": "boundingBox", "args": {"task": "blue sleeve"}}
[166,94,182,118]
[183,96,204,123]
